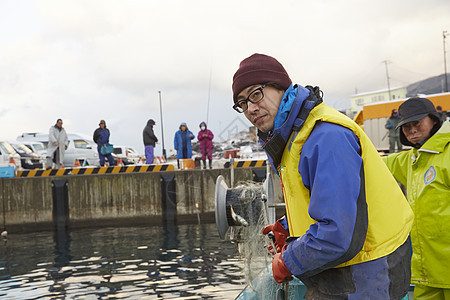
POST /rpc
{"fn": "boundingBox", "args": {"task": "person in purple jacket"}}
[197,122,214,169]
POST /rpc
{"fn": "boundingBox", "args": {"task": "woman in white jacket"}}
[47,119,69,169]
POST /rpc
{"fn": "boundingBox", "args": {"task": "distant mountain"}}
[406,73,450,96]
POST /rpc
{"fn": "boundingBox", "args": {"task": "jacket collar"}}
[258,85,323,171]
[258,85,310,144]
[419,121,450,153]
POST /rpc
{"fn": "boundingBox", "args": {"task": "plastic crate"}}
[179,159,195,170]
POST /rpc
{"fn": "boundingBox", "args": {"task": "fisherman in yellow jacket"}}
[232,53,414,299]
[383,97,450,300]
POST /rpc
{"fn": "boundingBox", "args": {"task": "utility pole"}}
[443,30,449,93]
[158,91,167,160]
[383,60,392,101]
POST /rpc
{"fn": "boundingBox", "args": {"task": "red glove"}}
[272,252,292,283]
[262,220,289,253]
[266,244,276,256]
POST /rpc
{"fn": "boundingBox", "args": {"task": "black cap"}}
[148,119,155,125]
[396,97,439,129]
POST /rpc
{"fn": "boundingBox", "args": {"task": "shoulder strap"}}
[292,86,323,131]
[263,86,324,168]
[287,86,323,151]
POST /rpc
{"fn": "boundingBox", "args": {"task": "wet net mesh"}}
[228,181,306,299]
[228,181,272,288]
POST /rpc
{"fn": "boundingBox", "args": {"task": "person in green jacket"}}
[383,97,450,300]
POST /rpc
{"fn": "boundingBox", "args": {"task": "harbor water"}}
[0,223,246,299]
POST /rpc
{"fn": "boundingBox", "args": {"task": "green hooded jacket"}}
[383,121,450,288]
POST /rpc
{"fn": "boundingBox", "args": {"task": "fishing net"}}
[227,180,272,288]
[228,181,307,299]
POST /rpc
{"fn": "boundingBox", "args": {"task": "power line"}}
[388,76,412,86]
[389,62,430,78]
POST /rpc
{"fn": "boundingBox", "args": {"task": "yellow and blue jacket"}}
[259,85,414,299]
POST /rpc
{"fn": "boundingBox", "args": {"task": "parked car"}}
[111,153,133,165]
[8,141,43,169]
[0,141,22,168]
[21,141,47,158]
[17,132,100,167]
[113,146,144,164]
[17,133,49,148]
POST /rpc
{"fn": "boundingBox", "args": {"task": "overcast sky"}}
[1,0,449,157]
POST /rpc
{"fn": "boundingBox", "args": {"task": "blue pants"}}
[97,146,115,166]
[145,145,154,164]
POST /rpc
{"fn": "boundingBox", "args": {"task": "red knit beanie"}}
[232,53,292,103]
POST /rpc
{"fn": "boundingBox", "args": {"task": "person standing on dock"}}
[232,53,414,299]
[385,108,403,153]
[93,120,115,167]
[174,122,195,169]
[383,97,450,300]
[436,105,446,123]
[143,119,158,164]
[197,121,214,169]
[47,118,69,169]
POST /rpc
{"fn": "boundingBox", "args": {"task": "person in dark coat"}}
[197,121,214,169]
[436,105,447,123]
[384,109,402,153]
[143,119,158,164]
[173,122,194,169]
[93,120,115,166]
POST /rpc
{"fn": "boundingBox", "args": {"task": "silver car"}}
[0,141,22,168]
[17,132,100,167]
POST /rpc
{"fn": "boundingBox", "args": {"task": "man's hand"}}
[262,220,289,253]
[272,252,292,283]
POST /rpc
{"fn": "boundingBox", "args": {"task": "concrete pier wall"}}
[0,167,282,233]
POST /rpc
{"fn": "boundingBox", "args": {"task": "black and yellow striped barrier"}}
[224,160,267,168]
[16,164,175,178]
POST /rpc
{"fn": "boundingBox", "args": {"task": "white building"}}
[350,86,406,116]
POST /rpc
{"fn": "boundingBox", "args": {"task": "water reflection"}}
[48,229,73,297]
[0,224,245,299]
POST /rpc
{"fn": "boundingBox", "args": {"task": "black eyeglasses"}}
[233,85,266,113]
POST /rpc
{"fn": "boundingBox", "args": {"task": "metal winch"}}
[215,173,275,240]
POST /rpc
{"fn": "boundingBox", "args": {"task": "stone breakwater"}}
[0,166,282,233]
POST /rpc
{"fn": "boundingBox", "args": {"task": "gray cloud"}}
[0,0,449,155]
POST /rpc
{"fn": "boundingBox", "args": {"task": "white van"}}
[21,141,47,158]
[17,132,100,167]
